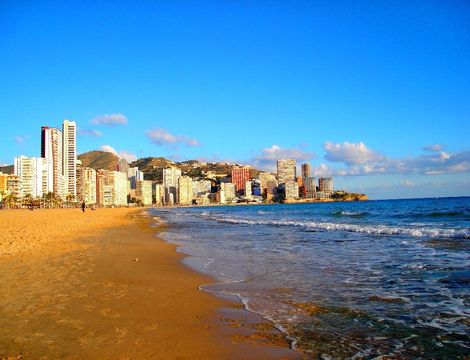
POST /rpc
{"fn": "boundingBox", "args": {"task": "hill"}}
[74,151,263,182]
[78,150,119,171]
[0,165,14,174]
[130,157,262,182]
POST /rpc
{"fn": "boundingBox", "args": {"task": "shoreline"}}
[0,208,299,359]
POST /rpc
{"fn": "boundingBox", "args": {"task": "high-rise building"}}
[14,156,47,198]
[109,171,128,206]
[277,159,296,184]
[284,180,299,200]
[259,172,278,195]
[62,120,77,200]
[82,167,97,204]
[304,177,316,199]
[128,167,144,189]
[0,172,7,194]
[163,167,181,204]
[218,182,236,204]
[231,166,250,193]
[117,158,129,173]
[136,180,153,205]
[178,176,193,205]
[301,163,311,180]
[41,126,64,198]
[154,184,164,206]
[76,160,83,202]
[318,177,334,195]
[96,170,112,206]
[192,179,211,197]
[96,170,127,206]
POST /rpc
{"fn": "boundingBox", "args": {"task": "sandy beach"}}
[0,208,298,359]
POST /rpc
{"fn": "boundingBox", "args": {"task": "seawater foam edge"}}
[202,214,470,239]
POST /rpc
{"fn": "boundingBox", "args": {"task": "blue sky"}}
[1,1,469,199]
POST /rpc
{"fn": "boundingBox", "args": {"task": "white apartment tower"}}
[163,167,182,204]
[41,126,64,198]
[154,184,164,206]
[136,180,153,205]
[82,167,97,204]
[178,176,193,205]
[14,155,47,198]
[62,120,77,200]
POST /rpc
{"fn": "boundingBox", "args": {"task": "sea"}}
[150,197,470,359]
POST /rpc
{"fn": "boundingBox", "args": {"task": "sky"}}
[1,0,469,199]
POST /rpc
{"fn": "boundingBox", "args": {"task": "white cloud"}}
[401,179,415,187]
[146,128,200,147]
[100,145,118,155]
[14,135,30,144]
[118,151,137,163]
[90,113,128,126]
[324,141,384,165]
[99,145,136,163]
[250,144,314,171]
[423,144,443,152]
[318,141,470,177]
[0,162,8,167]
[78,128,102,137]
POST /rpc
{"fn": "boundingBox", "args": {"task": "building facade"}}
[109,171,128,206]
[163,167,182,205]
[62,120,77,200]
[245,181,252,198]
[41,126,64,198]
[128,167,144,190]
[304,177,317,199]
[231,166,250,193]
[301,163,311,180]
[277,159,296,184]
[136,180,153,205]
[154,184,164,206]
[14,156,47,198]
[259,172,278,199]
[178,176,193,205]
[319,177,334,195]
[284,180,299,200]
[218,182,236,204]
[82,167,97,204]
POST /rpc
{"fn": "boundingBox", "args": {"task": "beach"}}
[0,208,298,359]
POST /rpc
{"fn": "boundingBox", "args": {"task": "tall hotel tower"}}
[62,120,77,200]
[277,159,297,184]
[41,126,64,197]
[301,163,311,180]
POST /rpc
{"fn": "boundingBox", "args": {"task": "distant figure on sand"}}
[81,202,85,212]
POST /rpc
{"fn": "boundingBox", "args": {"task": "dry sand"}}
[0,208,300,359]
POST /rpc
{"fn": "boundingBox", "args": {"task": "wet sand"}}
[0,208,299,359]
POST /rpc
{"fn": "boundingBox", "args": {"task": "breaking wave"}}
[202,214,470,239]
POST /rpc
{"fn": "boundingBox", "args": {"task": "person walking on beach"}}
[81,202,86,212]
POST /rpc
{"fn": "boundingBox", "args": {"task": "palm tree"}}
[2,193,18,209]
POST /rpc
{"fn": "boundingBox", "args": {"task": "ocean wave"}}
[331,210,369,217]
[202,215,470,239]
[394,210,469,219]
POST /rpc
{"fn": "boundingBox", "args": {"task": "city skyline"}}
[1,1,469,199]
[2,117,342,207]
